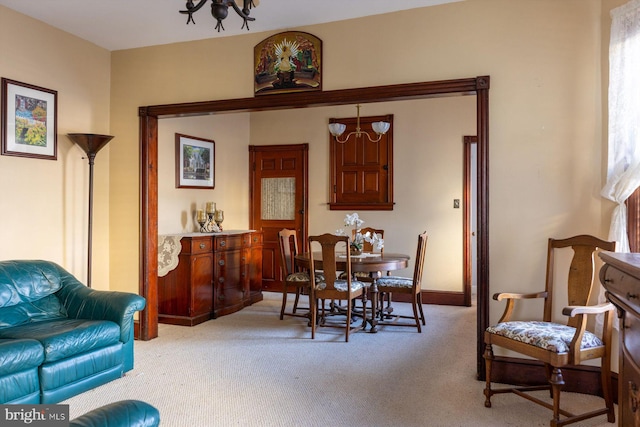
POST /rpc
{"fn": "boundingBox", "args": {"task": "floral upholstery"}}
[315,280,366,292]
[486,321,604,354]
[376,276,413,289]
[286,272,324,283]
[338,271,378,280]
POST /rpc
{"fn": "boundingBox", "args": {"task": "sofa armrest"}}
[69,400,160,427]
[55,269,146,343]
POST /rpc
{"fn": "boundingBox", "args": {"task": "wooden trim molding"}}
[138,76,491,382]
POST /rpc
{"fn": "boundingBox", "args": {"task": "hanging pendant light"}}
[180,0,258,32]
[328,104,390,144]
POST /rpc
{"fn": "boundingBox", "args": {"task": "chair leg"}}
[601,356,615,423]
[345,300,351,342]
[550,367,564,427]
[411,293,421,333]
[310,297,316,339]
[483,343,494,408]
[417,292,426,325]
[279,283,288,320]
[292,287,301,313]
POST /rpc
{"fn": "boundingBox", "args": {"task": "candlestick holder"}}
[214,209,224,231]
[197,217,207,232]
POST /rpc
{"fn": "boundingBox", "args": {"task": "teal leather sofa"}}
[70,400,160,427]
[0,260,146,404]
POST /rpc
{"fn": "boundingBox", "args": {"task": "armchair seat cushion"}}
[377,276,413,288]
[315,280,366,292]
[486,321,604,353]
[0,318,121,363]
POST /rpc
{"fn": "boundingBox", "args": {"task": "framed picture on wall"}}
[1,78,57,160]
[253,31,322,95]
[175,133,215,189]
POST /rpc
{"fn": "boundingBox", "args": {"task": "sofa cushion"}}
[0,319,121,363]
[0,260,68,327]
[0,338,44,376]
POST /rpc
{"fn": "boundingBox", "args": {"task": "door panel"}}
[249,144,308,292]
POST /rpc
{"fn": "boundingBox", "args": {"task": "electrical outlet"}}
[453,199,460,209]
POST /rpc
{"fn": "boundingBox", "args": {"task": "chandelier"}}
[328,104,391,144]
[180,0,257,32]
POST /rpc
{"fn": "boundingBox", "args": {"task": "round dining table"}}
[294,252,410,332]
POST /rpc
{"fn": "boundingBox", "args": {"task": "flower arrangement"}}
[335,213,384,254]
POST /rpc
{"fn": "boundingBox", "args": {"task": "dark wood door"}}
[249,144,308,292]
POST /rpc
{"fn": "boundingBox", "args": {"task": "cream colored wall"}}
[111,0,608,302]
[158,114,251,234]
[249,98,476,290]
[0,6,111,290]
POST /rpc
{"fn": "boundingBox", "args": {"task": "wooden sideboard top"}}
[160,230,257,238]
[599,251,640,279]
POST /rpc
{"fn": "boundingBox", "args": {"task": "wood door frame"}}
[463,135,477,308]
[138,76,490,379]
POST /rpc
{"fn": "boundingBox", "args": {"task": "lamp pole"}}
[67,133,114,288]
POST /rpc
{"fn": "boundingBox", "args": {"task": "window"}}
[329,114,393,210]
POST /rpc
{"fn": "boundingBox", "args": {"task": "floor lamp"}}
[68,133,114,288]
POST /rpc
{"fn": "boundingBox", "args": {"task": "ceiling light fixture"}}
[328,104,391,144]
[180,0,257,32]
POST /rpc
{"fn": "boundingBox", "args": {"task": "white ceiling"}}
[0,0,462,51]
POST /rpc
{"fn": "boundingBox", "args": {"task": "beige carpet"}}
[63,293,616,426]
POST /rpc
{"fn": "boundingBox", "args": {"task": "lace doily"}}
[158,235,182,277]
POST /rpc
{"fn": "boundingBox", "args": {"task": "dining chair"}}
[309,233,367,342]
[483,235,616,427]
[278,229,313,320]
[376,231,428,332]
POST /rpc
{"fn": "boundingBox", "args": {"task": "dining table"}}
[294,251,410,332]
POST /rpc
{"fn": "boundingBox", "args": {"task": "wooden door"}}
[249,144,308,292]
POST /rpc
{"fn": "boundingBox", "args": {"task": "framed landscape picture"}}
[175,133,215,189]
[1,78,57,160]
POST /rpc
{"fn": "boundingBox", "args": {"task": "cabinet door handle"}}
[199,243,206,249]
[220,241,226,247]
[218,277,225,284]
[627,292,639,300]
[219,260,225,266]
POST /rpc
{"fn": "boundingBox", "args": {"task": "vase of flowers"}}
[336,213,384,255]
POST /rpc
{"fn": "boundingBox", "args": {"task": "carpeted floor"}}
[63,293,616,426]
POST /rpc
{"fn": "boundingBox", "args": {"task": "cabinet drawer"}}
[214,235,243,251]
[183,236,212,255]
[602,265,640,314]
[248,232,263,247]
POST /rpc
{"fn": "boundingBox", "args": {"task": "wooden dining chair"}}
[376,231,428,332]
[278,229,312,320]
[309,233,367,342]
[483,235,616,427]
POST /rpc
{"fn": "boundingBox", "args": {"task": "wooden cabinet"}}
[158,231,263,325]
[158,235,213,326]
[600,251,640,427]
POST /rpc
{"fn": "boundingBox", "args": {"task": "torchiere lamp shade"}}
[67,133,114,157]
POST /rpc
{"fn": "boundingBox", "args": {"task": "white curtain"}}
[602,0,640,253]
[598,0,640,332]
